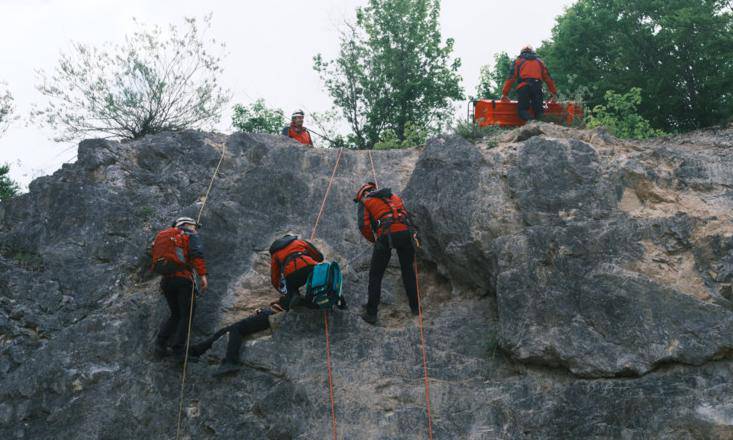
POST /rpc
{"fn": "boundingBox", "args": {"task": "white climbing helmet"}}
[174,217,199,228]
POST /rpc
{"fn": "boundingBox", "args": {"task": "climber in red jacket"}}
[269,234,323,310]
[501,45,558,121]
[355,182,418,325]
[151,216,208,361]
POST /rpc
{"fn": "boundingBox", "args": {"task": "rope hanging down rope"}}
[310,147,344,440]
[368,149,434,439]
[175,143,227,440]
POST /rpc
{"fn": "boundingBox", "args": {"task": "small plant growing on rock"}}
[586,88,666,139]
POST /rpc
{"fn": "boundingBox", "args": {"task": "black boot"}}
[361,311,377,325]
[213,360,241,377]
[153,341,168,359]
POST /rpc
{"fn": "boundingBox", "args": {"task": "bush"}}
[231,99,285,134]
[586,88,665,139]
[453,119,504,146]
[33,16,230,141]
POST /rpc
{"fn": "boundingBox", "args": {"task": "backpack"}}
[151,227,189,275]
[305,261,343,309]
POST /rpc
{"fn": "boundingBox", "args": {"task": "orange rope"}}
[414,260,434,439]
[323,312,337,440]
[311,148,344,240]
[310,147,343,440]
[176,143,227,440]
[369,149,434,438]
[367,149,378,188]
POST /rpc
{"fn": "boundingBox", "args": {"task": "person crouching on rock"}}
[354,182,419,325]
[150,217,208,361]
[190,304,285,377]
[269,233,324,310]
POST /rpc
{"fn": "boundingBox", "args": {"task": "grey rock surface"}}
[0,124,731,439]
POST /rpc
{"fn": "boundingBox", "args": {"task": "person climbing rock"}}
[190,304,285,376]
[150,217,208,361]
[281,109,314,146]
[501,45,558,121]
[269,233,323,310]
[354,182,418,325]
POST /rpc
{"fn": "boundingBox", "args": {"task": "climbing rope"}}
[367,149,379,188]
[413,261,434,439]
[369,149,434,439]
[310,147,344,440]
[175,143,227,440]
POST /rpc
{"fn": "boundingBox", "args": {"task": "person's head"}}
[291,110,305,129]
[173,216,200,232]
[354,182,377,203]
[521,45,534,55]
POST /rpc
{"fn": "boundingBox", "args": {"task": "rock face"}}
[1,124,732,439]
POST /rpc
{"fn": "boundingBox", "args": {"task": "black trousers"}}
[366,230,418,315]
[282,266,316,310]
[517,80,544,121]
[157,277,196,353]
[192,309,274,363]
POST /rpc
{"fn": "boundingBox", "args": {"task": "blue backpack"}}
[305,261,343,309]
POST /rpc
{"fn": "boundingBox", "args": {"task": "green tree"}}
[476,52,513,100]
[314,0,463,149]
[539,0,733,132]
[231,99,285,134]
[33,15,230,141]
[0,164,19,201]
[0,83,14,136]
[586,87,666,139]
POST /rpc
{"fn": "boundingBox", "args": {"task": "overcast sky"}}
[0,0,575,188]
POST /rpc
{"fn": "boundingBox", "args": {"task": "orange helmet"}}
[354,182,377,203]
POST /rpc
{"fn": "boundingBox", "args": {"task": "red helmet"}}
[354,182,377,203]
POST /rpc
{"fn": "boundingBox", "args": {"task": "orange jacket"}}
[502,54,557,96]
[270,239,323,289]
[282,124,313,146]
[358,189,410,243]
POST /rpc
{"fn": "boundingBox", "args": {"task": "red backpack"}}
[151,227,189,275]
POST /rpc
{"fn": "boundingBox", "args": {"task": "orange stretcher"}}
[472,99,584,128]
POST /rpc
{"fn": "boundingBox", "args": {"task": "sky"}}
[0,0,576,189]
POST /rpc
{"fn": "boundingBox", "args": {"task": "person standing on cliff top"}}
[281,110,314,146]
[501,45,558,121]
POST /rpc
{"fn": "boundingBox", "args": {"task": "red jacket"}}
[158,228,207,282]
[270,239,323,289]
[502,54,557,96]
[358,189,410,243]
[282,124,313,146]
